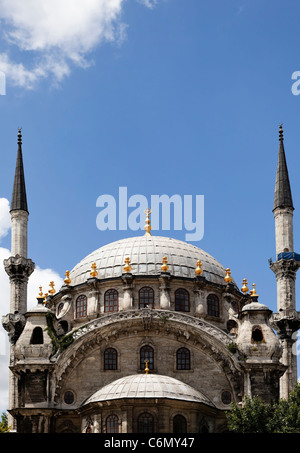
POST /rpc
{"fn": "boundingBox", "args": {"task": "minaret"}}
[270,125,300,399]
[3,129,35,314]
[2,130,35,431]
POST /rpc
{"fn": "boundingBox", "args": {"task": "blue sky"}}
[0,0,300,412]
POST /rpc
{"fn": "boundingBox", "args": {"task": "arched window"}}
[140,345,154,371]
[104,348,118,370]
[30,327,43,345]
[207,294,219,317]
[139,287,154,309]
[176,347,190,370]
[104,289,118,312]
[175,288,189,312]
[252,325,264,343]
[137,412,154,433]
[106,414,119,433]
[76,295,87,318]
[173,414,187,433]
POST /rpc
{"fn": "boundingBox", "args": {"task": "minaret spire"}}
[273,125,294,212]
[10,128,28,213]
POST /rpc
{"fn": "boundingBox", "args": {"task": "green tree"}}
[227,383,300,433]
[270,383,300,433]
[0,412,11,433]
[226,395,273,433]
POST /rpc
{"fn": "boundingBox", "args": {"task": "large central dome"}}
[69,235,231,287]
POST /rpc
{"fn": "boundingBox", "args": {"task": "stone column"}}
[122,274,133,310]
[159,274,171,310]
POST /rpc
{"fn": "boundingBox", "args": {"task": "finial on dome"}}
[144,359,150,374]
[64,270,71,285]
[90,262,98,278]
[161,256,169,272]
[195,260,203,276]
[224,268,232,283]
[241,278,249,294]
[123,257,132,273]
[144,208,152,236]
[49,281,55,295]
[250,283,259,301]
[37,286,43,299]
[279,123,284,141]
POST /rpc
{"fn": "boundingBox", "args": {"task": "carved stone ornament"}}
[2,312,26,344]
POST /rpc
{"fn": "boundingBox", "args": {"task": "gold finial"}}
[195,260,203,276]
[44,292,48,302]
[38,286,43,298]
[144,208,152,236]
[224,268,232,284]
[161,256,169,272]
[90,262,98,278]
[123,257,132,273]
[64,270,71,285]
[144,360,149,374]
[241,278,249,294]
[251,283,258,299]
[49,281,56,296]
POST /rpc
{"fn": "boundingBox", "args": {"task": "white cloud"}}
[0,198,11,241]
[0,0,133,89]
[137,0,158,8]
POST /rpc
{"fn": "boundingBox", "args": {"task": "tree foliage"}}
[226,383,300,433]
[0,412,11,433]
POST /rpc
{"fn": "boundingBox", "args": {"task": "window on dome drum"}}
[176,347,190,370]
[252,325,264,343]
[139,287,154,309]
[106,414,119,433]
[76,295,87,318]
[30,327,43,345]
[173,414,187,433]
[140,345,154,371]
[137,412,154,433]
[175,289,190,312]
[104,348,118,370]
[207,294,220,317]
[104,289,118,312]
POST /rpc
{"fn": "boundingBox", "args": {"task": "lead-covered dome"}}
[69,235,232,287]
[83,373,215,407]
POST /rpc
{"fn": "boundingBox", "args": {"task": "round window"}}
[221,390,232,405]
[64,390,75,405]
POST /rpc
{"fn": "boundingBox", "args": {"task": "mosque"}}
[2,126,300,433]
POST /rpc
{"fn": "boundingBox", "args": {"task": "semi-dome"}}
[69,235,233,287]
[83,373,215,407]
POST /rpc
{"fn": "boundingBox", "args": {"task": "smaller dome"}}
[83,374,214,407]
[242,301,271,312]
